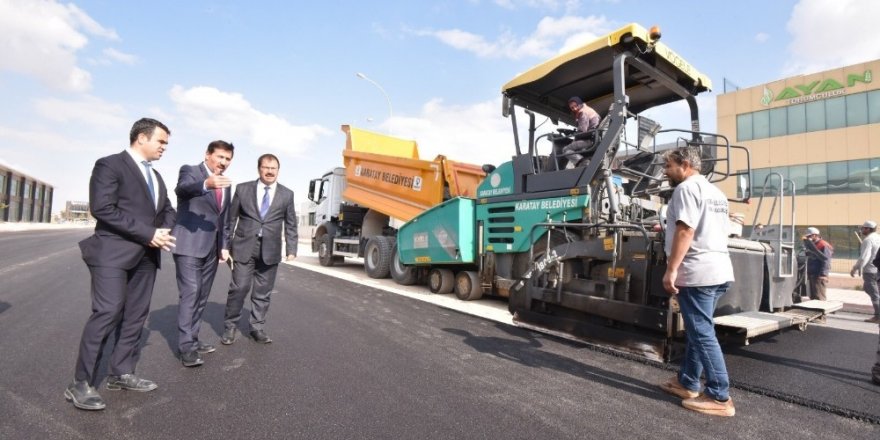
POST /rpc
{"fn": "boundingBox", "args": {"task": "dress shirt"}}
[258,181,277,212]
[126,148,158,208]
[201,162,224,206]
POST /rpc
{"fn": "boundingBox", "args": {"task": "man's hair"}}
[664,146,702,170]
[258,153,280,168]
[568,96,584,106]
[207,140,234,156]
[129,118,170,144]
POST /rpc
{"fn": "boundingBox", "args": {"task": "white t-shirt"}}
[664,174,735,286]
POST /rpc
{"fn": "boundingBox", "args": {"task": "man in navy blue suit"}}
[65,118,177,411]
[171,140,234,367]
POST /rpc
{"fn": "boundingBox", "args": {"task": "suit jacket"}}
[79,150,176,270]
[224,179,297,265]
[171,163,231,259]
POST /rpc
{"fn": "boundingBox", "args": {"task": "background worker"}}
[804,227,833,301]
[851,220,880,323]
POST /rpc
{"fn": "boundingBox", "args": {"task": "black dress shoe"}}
[196,341,216,354]
[250,329,272,344]
[180,350,204,367]
[105,374,158,392]
[220,328,236,345]
[64,380,106,410]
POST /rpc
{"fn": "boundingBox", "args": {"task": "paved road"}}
[0,229,877,439]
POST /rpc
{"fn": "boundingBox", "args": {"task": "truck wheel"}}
[390,244,418,285]
[455,271,483,301]
[428,268,454,294]
[318,234,336,267]
[364,236,393,278]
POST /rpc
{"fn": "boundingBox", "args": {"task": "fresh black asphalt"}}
[0,229,877,439]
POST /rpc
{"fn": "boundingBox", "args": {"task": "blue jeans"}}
[677,283,731,401]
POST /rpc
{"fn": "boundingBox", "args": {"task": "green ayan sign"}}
[761,70,872,106]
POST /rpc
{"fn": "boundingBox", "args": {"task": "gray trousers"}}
[808,276,827,301]
[224,239,279,332]
[863,271,880,318]
[174,252,220,353]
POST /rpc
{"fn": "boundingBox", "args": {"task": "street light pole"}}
[356,72,393,134]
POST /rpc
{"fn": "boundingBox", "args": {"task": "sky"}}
[1,0,879,215]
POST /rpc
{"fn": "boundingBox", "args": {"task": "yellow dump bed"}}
[340,125,485,222]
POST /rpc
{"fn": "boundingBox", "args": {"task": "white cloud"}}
[413,15,613,60]
[0,124,109,154]
[0,0,119,92]
[784,0,880,75]
[389,97,512,166]
[33,95,128,128]
[169,85,332,156]
[102,48,138,65]
[754,32,769,43]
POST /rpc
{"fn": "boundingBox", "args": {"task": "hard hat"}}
[805,227,820,236]
[862,220,877,229]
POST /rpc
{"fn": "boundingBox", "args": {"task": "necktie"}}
[260,185,270,219]
[215,188,222,208]
[141,161,155,205]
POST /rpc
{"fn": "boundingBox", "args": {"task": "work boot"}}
[659,377,699,399]
[682,395,735,417]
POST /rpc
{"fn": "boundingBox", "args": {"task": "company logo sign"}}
[760,70,872,106]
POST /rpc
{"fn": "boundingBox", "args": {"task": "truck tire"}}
[428,268,455,294]
[390,244,418,285]
[455,271,483,301]
[318,234,336,267]
[364,236,393,278]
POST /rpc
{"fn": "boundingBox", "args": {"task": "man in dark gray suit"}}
[220,153,297,345]
[65,118,177,411]
[172,140,234,367]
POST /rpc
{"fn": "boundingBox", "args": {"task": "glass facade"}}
[750,158,880,196]
[737,89,880,141]
[0,169,52,223]
[746,225,862,260]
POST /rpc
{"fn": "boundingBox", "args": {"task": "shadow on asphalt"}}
[442,323,670,403]
[722,325,880,420]
[0,301,9,315]
[147,302,256,354]
[144,301,251,356]
[726,344,868,382]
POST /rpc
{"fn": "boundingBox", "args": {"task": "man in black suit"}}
[65,118,177,411]
[171,140,234,367]
[220,154,297,345]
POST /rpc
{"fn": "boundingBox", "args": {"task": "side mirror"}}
[502,95,511,118]
[307,179,317,202]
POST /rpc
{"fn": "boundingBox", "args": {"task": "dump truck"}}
[307,125,485,281]
[393,23,841,361]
